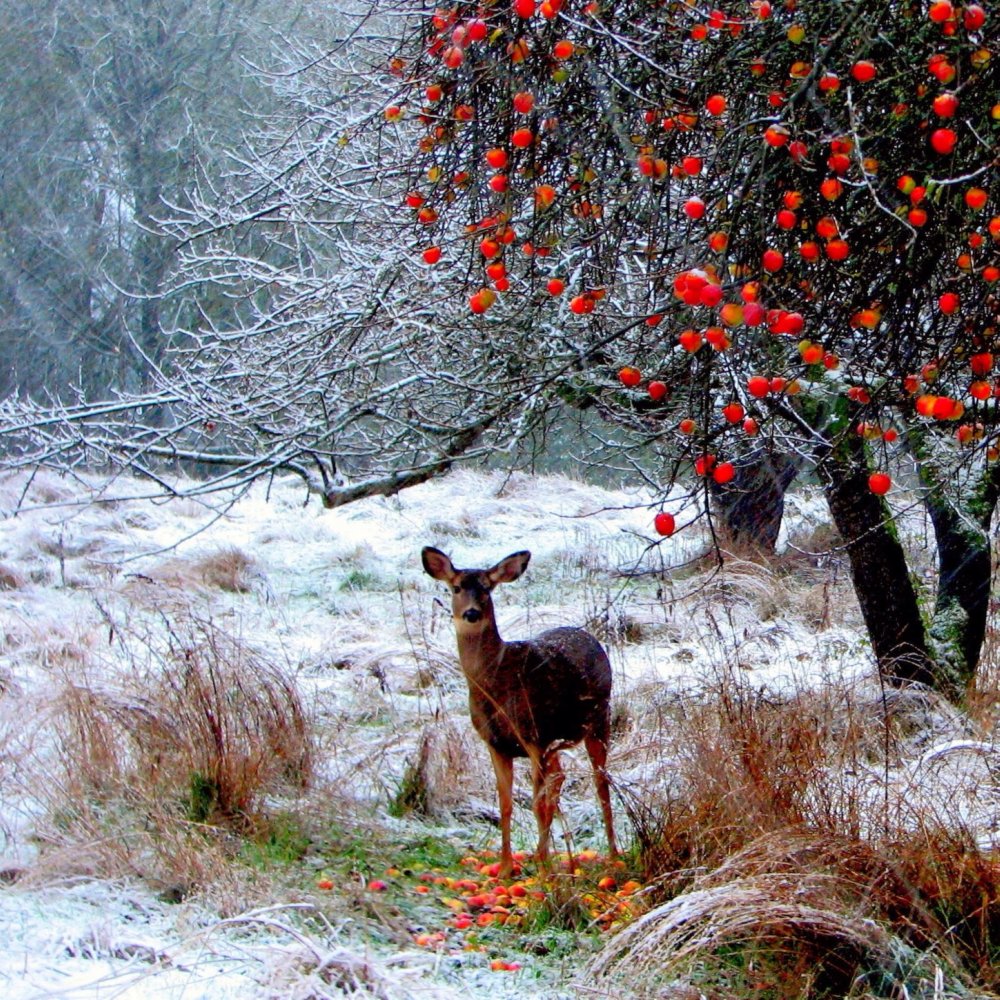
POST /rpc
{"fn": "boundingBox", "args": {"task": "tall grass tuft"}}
[38,611,314,895]
[598,660,1000,997]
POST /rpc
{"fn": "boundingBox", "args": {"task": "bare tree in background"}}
[1,2,592,508]
[0,0,292,397]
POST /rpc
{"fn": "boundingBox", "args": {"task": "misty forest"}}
[1,2,999,997]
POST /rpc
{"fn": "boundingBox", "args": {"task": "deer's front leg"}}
[489,746,515,878]
[530,749,564,869]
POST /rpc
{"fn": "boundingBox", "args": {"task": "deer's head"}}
[421,546,531,635]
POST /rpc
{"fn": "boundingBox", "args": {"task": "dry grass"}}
[0,561,26,590]
[389,720,482,819]
[126,546,268,601]
[32,611,315,897]
[596,656,1000,998]
[591,871,900,998]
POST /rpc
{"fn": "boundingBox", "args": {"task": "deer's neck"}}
[455,620,505,677]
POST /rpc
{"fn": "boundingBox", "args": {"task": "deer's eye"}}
[453,586,461,593]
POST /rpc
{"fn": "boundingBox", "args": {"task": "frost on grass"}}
[0,468,997,999]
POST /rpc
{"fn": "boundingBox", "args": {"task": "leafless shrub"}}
[0,561,26,590]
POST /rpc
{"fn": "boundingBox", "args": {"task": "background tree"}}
[0,0,291,398]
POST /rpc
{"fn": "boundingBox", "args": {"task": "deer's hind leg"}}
[585,732,619,858]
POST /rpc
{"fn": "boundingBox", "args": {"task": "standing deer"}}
[421,545,618,877]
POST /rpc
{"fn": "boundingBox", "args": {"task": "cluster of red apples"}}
[389,0,998,533]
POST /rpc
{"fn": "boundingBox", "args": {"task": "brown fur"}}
[422,546,618,876]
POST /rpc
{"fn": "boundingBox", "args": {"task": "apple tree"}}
[382,0,999,699]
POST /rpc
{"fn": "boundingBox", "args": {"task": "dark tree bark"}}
[910,431,1000,695]
[709,449,800,552]
[818,434,944,694]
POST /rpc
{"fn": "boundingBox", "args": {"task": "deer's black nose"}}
[462,608,483,623]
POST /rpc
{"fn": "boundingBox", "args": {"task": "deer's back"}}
[468,626,612,758]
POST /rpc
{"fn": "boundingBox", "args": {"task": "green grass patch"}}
[240,812,311,869]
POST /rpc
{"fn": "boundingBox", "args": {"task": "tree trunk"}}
[911,432,1000,696]
[710,449,800,552]
[924,497,991,692]
[818,437,942,692]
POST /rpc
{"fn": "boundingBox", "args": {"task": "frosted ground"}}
[0,467,995,998]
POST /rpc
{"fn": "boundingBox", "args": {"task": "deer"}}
[421,545,618,878]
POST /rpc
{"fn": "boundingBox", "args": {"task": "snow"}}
[0,466,995,998]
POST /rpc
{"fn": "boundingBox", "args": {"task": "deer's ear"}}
[422,546,458,583]
[487,550,531,586]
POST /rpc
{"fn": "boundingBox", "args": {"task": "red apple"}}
[694,454,717,476]
[513,91,535,113]
[705,93,727,115]
[713,462,735,485]
[684,196,707,220]
[534,184,557,209]
[964,4,986,30]
[816,216,839,239]
[654,511,676,536]
[851,60,876,82]
[928,1,953,22]
[469,288,497,314]
[618,366,642,387]
[868,473,891,496]
[930,128,957,154]
[938,291,960,314]
[764,125,789,147]
[709,231,729,252]
[485,148,509,169]
[965,187,988,210]
[678,328,704,352]
[722,401,745,423]
[826,238,850,261]
[762,248,784,272]
[820,177,843,201]
[932,92,959,117]
[511,127,534,148]
[799,240,821,261]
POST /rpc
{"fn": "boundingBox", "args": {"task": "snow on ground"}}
[0,467,993,998]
